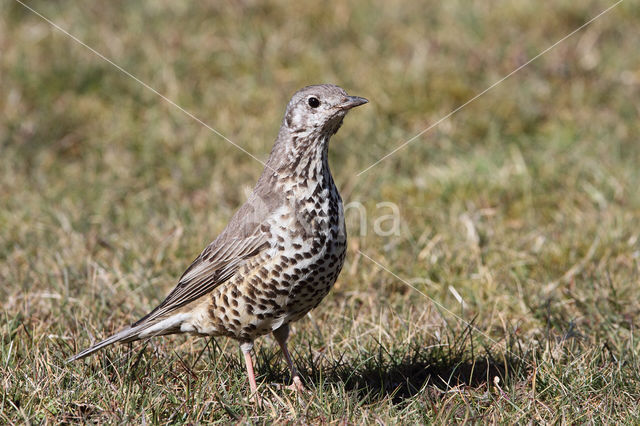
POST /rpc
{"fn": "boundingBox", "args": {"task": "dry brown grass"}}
[2,0,640,423]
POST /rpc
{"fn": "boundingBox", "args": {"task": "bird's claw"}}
[287,376,305,392]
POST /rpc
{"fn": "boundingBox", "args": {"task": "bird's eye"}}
[308,97,320,108]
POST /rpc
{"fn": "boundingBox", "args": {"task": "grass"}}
[2,0,640,423]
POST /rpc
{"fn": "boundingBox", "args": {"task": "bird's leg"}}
[240,342,262,405]
[273,324,305,392]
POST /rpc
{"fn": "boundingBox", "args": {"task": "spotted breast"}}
[197,131,347,345]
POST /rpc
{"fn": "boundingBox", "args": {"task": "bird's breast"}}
[200,176,347,342]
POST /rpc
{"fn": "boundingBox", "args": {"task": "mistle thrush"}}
[68,84,368,397]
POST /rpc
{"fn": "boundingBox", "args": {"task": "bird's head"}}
[282,84,368,137]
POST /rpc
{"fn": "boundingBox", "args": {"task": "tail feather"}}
[66,325,143,362]
[67,312,192,362]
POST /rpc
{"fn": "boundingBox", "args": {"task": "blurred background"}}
[2,0,639,422]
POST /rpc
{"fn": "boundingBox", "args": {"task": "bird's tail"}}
[66,325,145,362]
[67,312,190,362]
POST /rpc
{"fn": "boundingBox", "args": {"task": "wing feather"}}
[132,232,269,327]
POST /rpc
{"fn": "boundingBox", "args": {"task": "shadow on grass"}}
[257,325,528,404]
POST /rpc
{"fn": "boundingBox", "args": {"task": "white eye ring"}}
[308,97,320,108]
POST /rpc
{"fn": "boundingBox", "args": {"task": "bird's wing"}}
[131,175,283,328]
[132,229,269,327]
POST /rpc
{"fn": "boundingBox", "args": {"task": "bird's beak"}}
[338,96,369,110]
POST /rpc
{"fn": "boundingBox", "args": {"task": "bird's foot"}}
[250,391,266,408]
[286,376,305,392]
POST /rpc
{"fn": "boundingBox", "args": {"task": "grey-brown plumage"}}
[68,84,367,396]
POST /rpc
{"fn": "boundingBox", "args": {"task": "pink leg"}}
[241,342,262,404]
[273,324,305,391]
[243,350,259,395]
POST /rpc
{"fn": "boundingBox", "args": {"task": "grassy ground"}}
[2,0,640,423]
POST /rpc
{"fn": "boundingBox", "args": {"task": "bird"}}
[68,84,368,397]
